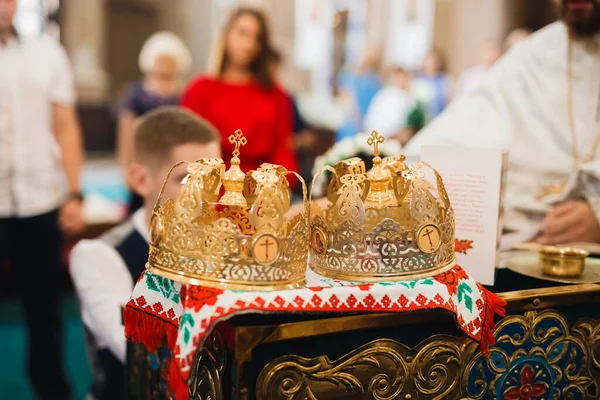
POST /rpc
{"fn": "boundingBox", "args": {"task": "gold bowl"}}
[539,246,589,277]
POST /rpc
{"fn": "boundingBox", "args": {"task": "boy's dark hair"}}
[135,106,220,164]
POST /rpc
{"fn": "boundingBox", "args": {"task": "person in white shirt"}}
[70,107,221,400]
[405,0,600,247]
[0,0,84,398]
[364,67,420,145]
[454,38,502,98]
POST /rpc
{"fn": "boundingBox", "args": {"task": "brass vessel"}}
[540,246,589,277]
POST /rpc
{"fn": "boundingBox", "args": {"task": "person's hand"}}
[536,200,600,245]
[294,130,317,149]
[59,198,86,236]
[391,128,417,147]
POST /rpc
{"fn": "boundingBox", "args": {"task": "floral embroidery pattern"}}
[503,365,549,400]
[146,274,180,304]
[399,278,434,289]
[434,265,469,296]
[455,239,474,255]
[126,267,505,382]
[457,281,474,313]
[179,313,195,345]
[183,285,224,312]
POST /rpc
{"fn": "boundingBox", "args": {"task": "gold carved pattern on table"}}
[189,330,227,400]
[127,342,166,400]
[256,336,462,400]
[255,310,600,400]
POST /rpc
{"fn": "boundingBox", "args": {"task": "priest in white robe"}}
[405,0,600,247]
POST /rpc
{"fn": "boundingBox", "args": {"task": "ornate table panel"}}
[255,309,600,399]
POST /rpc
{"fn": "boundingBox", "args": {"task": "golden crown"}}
[147,130,309,290]
[308,131,455,281]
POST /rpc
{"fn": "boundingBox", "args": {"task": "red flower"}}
[433,265,469,296]
[453,265,469,280]
[434,270,458,295]
[434,269,457,287]
[504,365,548,400]
[455,239,474,255]
[184,285,224,312]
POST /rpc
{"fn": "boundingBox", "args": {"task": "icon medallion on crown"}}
[308,131,456,281]
[146,130,309,290]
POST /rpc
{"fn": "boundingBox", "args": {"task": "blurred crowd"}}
[112,10,533,209]
[333,28,532,149]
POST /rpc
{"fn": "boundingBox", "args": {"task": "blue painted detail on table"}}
[465,311,595,399]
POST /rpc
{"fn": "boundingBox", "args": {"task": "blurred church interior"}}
[0,1,559,398]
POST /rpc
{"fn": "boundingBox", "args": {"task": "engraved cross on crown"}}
[367,131,384,158]
[423,227,435,248]
[229,129,247,159]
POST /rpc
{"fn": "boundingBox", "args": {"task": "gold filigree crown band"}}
[146,130,309,290]
[308,131,455,281]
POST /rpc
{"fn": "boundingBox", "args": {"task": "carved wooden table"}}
[127,269,600,399]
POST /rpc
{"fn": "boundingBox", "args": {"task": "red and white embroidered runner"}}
[125,263,505,393]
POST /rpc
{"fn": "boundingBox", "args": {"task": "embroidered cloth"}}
[124,263,505,398]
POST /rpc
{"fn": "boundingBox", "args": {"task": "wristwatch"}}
[68,192,84,202]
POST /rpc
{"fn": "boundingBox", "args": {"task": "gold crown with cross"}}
[308,131,456,281]
[146,129,309,290]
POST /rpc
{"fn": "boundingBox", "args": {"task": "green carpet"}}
[0,295,92,400]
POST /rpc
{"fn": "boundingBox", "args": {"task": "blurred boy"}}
[364,67,425,145]
[70,107,221,400]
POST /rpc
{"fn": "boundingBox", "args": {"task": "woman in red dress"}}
[181,7,297,174]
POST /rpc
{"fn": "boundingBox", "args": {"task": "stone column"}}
[451,0,505,78]
[61,0,108,103]
[366,0,390,49]
[180,0,220,76]
[433,0,522,79]
[266,0,311,93]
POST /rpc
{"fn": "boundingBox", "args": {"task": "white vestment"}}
[405,22,600,246]
[454,64,490,98]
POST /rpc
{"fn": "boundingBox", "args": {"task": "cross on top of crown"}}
[367,131,384,158]
[229,129,247,159]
